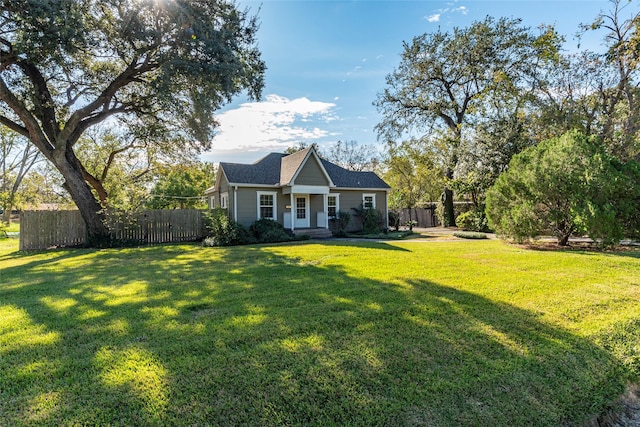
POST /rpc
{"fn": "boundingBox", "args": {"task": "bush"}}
[249,219,293,243]
[388,211,400,232]
[352,205,384,234]
[456,209,489,232]
[203,209,254,246]
[453,231,488,239]
[486,131,627,247]
[329,211,351,237]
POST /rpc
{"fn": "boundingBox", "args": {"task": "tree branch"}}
[0,114,28,137]
[15,59,59,143]
[0,75,54,157]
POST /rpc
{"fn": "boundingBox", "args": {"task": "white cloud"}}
[426,13,441,22]
[452,6,468,15]
[207,94,337,153]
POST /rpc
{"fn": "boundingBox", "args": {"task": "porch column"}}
[290,193,295,231]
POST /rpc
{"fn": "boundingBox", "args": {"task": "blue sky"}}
[202,0,615,164]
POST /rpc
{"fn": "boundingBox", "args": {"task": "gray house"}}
[204,146,390,235]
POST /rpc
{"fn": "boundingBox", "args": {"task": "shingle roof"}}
[280,147,312,185]
[320,159,390,189]
[218,148,390,190]
[220,153,285,185]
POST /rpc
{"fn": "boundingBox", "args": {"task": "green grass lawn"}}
[1,237,639,426]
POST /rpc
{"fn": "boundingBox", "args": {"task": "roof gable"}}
[280,146,334,187]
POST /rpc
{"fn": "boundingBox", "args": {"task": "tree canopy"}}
[0,0,265,243]
[375,16,560,226]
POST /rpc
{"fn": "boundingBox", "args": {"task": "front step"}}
[291,228,333,239]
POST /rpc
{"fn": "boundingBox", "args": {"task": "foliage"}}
[376,17,560,227]
[329,211,351,237]
[249,219,293,244]
[456,210,490,233]
[0,126,40,222]
[615,160,640,238]
[351,205,384,234]
[388,211,400,232]
[74,126,159,210]
[203,209,253,247]
[0,238,639,425]
[486,131,628,246]
[0,0,265,242]
[0,220,6,238]
[325,140,379,172]
[384,139,443,212]
[148,162,215,209]
[453,231,488,240]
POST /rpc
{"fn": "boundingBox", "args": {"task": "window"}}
[327,195,339,218]
[220,193,228,209]
[257,191,277,220]
[296,197,306,219]
[363,193,376,209]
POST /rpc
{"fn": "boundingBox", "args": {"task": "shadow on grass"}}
[0,242,632,425]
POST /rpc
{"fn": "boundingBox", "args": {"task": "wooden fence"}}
[20,209,207,250]
[396,206,440,228]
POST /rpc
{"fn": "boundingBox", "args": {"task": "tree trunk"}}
[443,167,456,227]
[558,233,570,246]
[1,205,10,224]
[54,151,110,245]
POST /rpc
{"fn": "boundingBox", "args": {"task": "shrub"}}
[329,211,351,237]
[388,211,400,232]
[456,209,489,232]
[486,131,626,247]
[203,209,253,246]
[249,219,293,243]
[352,205,384,234]
[453,231,488,239]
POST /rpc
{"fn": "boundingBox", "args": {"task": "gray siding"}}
[295,156,330,186]
[234,187,288,227]
[332,189,388,231]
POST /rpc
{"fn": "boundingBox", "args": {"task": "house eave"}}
[332,186,391,192]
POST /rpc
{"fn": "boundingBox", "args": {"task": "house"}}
[204,146,390,235]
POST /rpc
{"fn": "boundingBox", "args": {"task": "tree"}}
[383,140,442,221]
[486,131,628,246]
[325,140,379,172]
[582,0,640,160]
[0,0,265,244]
[375,17,560,227]
[0,125,39,223]
[147,162,215,209]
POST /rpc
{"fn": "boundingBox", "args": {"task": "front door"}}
[294,195,310,228]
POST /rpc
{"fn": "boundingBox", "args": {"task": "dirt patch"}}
[584,384,640,427]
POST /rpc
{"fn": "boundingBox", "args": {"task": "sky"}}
[201,0,617,164]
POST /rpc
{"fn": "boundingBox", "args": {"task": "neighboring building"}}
[204,146,390,233]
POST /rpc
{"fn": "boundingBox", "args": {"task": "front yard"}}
[0,237,638,425]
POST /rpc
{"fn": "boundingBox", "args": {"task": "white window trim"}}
[327,193,340,217]
[257,191,278,220]
[362,193,376,209]
[220,192,229,209]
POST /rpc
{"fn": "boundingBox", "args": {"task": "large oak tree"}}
[375,17,559,226]
[0,0,265,244]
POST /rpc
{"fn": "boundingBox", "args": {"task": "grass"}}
[0,237,639,425]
